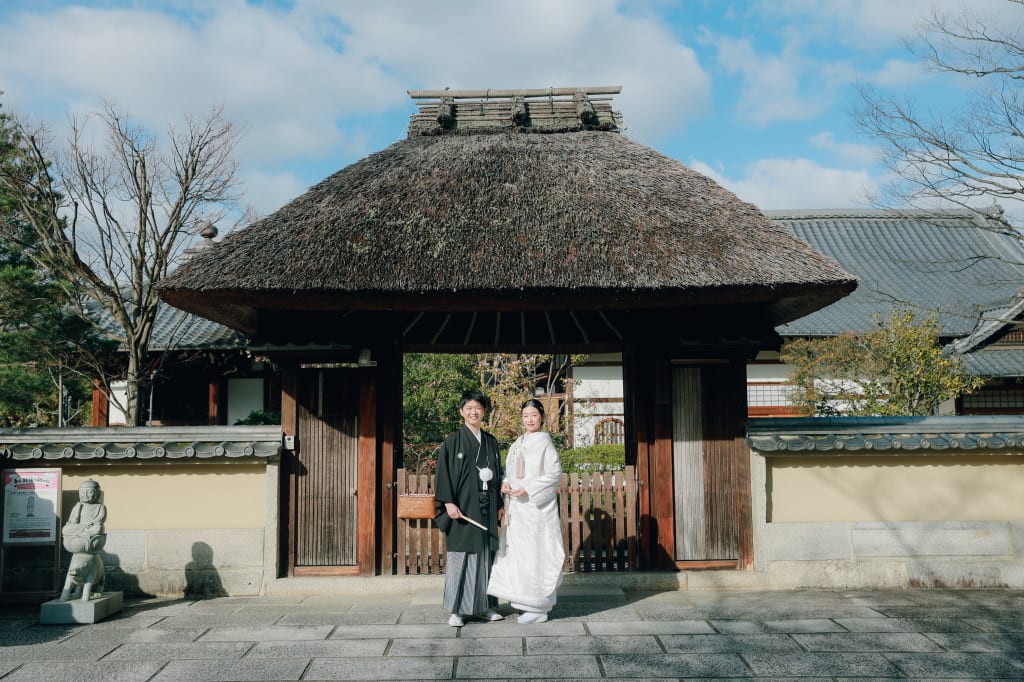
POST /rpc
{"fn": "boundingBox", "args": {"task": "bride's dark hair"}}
[521,398,545,418]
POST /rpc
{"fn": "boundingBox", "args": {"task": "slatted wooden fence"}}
[395,466,638,575]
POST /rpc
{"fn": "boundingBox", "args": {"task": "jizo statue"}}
[59,479,107,601]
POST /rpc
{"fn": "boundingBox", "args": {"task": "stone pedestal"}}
[40,591,123,624]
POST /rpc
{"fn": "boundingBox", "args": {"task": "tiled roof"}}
[0,426,281,461]
[769,209,1024,338]
[961,347,1024,377]
[747,415,1024,453]
[89,300,247,351]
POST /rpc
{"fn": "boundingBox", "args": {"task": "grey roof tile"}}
[769,209,1024,338]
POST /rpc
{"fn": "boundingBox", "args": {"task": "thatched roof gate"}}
[160,87,856,575]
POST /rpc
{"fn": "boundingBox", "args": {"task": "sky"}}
[0,0,1016,226]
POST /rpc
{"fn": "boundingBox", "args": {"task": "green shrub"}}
[234,410,281,426]
[558,444,625,473]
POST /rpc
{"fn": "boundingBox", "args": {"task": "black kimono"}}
[434,425,503,615]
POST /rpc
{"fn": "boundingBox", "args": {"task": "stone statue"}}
[59,479,107,601]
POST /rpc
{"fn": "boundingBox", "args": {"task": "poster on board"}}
[2,469,61,544]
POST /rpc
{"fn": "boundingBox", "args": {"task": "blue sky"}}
[0,0,1014,223]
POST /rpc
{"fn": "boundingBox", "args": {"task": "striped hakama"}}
[442,545,498,616]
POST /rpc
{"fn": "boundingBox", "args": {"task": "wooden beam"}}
[358,367,377,576]
[91,379,109,427]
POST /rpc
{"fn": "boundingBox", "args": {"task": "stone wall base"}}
[762,520,1024,589]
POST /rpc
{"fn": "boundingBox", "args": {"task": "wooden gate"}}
[290,367,361,575]
[670,363,747,565]
[395,466,638,575]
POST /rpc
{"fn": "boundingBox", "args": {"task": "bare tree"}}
[855,0,1024,226]
[0,103,240,425]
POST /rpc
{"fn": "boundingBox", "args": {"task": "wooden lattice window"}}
[595,417,625,445]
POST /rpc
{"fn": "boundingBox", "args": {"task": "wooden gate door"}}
[290,367,371,575]
[670,362,750,567]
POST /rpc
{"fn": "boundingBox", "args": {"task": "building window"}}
[594,417,625,445]
[962,388,1024,413]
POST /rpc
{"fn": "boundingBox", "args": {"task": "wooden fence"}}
[395,466,638,575]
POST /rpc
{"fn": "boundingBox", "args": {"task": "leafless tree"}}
[0,102,240,425]
[855,0,1024,230]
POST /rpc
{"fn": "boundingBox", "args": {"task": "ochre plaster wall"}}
[768,454,1024,522]
[58,462,266,529]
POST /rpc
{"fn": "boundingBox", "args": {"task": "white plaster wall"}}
[751,449,1024,588]
[573,363,624,447]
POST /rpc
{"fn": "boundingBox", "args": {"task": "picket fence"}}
[395,466,638,575]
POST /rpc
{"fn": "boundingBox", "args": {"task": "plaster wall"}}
[56,462,271,597]
[752,449,1024,588]
[767,454,1024,522]
[62,462,266,528]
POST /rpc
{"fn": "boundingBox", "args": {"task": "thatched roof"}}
[160,88,855,339]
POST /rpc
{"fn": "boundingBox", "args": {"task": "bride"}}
[487,398,566,623]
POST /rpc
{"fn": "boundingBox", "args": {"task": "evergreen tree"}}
[0,97,107,426]
[781,310,984,417]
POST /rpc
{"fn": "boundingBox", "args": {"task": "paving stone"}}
[639,602,880,621]
[329,623,459,639]
[102,641,253,659]
[876,605,1024,620]
[659,633,803,653]
[305,655,454,680]
[150,657,310,681]
[67,626,207,643]
[710,618,845,634]
[793,632,944,652]
[548,602,641,621]
[743,652,903,677]
[246,638,389,657]
[525,634,661,654]
[835,616,980,633]
[587,620,714,636]
[887,652,1024,678]
[389,636,522,656]
[454,619,587,638]
[924,632,1024,652]
[0,640,120,662]
[1,660,166,682]
[959,617,1024,633]
[154,612,284,627]
[0,618,35,631]
[600,652,749,678]
[196,624,333,641]
[456,653,600,679]
[1,625,77,644]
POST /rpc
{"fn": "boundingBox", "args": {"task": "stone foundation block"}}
[40,591,123,624]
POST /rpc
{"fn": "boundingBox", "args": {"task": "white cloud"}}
[869,58,928,88]
[0,4,404,165]
[809,132,881,166]
[294,0,712,141]
[237,169,310,219]
[0,0,712,183]
[706,34,823,125]
[691,157,878,210]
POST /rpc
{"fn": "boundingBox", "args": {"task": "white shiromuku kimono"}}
[487,431,566,613]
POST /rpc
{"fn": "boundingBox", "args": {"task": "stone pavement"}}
[1,584,1023,681]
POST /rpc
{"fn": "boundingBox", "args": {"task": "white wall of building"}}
[573,356,624,447]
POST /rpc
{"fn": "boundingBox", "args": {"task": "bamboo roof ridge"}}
[160,87,856,332]
[407,87,623,135]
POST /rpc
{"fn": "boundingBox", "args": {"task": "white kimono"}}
[487,431,566,613]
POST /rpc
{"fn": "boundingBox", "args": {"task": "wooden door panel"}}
[671,364,739,562]
[294,369,359,570]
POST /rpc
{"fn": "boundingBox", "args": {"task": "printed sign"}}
[2,469,61,544]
